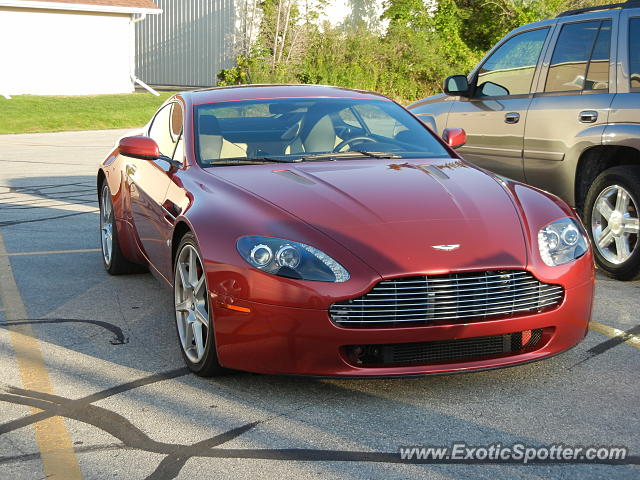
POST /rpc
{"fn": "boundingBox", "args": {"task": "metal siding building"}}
[135,0,236,87]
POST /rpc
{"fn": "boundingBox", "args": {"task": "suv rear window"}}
[630,18,640,90]
[545,20,612,93]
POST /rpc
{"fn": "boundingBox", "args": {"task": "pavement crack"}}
[144,422,260,480]
[0,210,98,227]
[0,375,637,471]
[0,443,128,466]
[1,318,129,345]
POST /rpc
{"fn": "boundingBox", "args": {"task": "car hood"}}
[208,158,528,277]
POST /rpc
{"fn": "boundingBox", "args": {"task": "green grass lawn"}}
[0,92,176,134]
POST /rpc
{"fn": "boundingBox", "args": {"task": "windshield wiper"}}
[207,156,302,166]
[353,150,402,159]
[300,151,402,161]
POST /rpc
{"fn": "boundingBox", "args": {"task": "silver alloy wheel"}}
[592,185,640,264]
[174,244,209,363]
[100,185,114,266]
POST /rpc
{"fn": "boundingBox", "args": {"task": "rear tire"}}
[174,233,229,377]
[99,182,146,275]
[584,166,640,280]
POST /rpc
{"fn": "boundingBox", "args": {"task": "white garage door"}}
[0,8,133,95]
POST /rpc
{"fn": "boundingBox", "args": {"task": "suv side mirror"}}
[118,136,160,160]
[442,128,467,149]
[444,75,470,96]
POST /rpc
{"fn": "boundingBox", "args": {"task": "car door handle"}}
[504,112,520,124]
[126,164,137,177]
[579,110,598,123]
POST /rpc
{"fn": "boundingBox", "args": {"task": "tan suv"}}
[409,1,640,280]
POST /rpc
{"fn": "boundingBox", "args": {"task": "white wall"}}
[0,8,134,95]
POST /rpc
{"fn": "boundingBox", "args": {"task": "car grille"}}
[344,329,544,367]
[330,271,563,328]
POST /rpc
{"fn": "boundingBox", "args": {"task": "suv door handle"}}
[504,112,520,124]
[579,110,598,123]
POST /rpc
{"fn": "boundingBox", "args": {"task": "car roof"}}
[182,84,392,105]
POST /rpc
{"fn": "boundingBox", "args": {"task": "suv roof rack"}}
[557,0,640,17]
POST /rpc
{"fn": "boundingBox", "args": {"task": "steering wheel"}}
[332,136,377,153]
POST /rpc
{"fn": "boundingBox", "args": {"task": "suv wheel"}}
[584,166,640,280]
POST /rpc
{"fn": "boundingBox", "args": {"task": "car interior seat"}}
[199,115,246,161]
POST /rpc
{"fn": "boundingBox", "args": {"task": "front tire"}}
[584,166,640,280]
[174,233,228,376]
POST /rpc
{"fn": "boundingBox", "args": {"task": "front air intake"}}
[330,271,563,328]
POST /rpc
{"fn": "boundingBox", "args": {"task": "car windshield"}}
[194,97,451,166]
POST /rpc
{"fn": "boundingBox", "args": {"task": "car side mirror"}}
[442,128,467,149]
[118,136,160,160]
[477,81,509,97]
[444,75,470,96]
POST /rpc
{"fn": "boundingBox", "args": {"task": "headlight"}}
[237,236,350,282]
[538,218,588,266]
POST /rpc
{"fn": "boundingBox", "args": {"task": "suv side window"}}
[475,28,549,97]
[148,102,183,158]
[630,18,640,90]
[545,20,612,93]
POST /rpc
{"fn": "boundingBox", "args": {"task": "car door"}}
[127,101,183,275]
[446,27,552,181]
[162,124,192,280]
[524,16,617,203]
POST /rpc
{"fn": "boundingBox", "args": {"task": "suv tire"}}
[584,166,640,280]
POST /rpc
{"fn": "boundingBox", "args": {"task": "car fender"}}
[492,176,595,289]
[172,170,382,309]
[406,94,455,135]
[533,124,608,206]
[602,123,640,150]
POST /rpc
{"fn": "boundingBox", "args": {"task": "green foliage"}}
[218,0,602,103]
[217,56,252,86]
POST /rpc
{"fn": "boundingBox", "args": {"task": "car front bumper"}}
[211,277,594,377]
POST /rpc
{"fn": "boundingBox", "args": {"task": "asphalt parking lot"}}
[0,129,639,480]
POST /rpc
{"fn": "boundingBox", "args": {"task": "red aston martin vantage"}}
[97,85,594,377]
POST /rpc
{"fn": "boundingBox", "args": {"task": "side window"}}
[170,102,183,141]
[630,18,640,90]
[476,28,549,97]
[545,20,611,93]
[585,21,611,90]
[148,102,183,159]
[173,136,185,163]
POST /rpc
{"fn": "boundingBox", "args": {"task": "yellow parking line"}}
[0,248,100,257]
[0,233,82,479]
[589,321,640,350]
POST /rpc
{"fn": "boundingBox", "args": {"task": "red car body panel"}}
[209,158,529,278]
[98,85,595,377]
[212,279,593,376]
